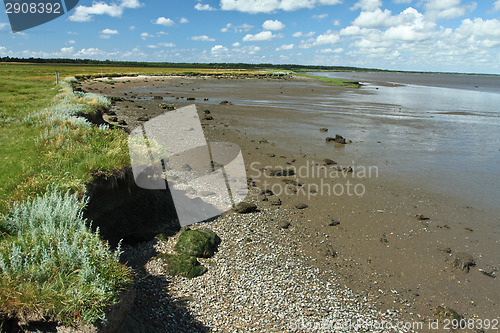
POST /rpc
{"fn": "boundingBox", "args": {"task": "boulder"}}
[295,203,308,209]
[157,253,207,279]
[174,228,219,258]
[233,202,257,214]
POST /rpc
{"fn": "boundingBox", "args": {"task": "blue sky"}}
[1,0,500,73]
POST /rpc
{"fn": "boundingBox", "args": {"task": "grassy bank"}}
[0,64,137,326]
[296,73,361,88]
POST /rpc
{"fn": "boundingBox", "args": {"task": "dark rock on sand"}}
[187,97,195,101]
[327,218,341,227]
[219,101,231,105]
[233,202,257,214]
[279,221,291,229]
[269,168,296,177]
[153,96,163,100]
[324,159,337,166]
[320,128,328,132]
[137,116,149,122]
[259,189,274,196]
[325,134,348,144]
[159,103,175,110]
[295,203,308,209]
[415,214,430,221]
[203,110,211,114]
[204,116,214,120]
[452,252,475,272]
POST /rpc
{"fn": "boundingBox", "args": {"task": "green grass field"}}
[0,63,264,213]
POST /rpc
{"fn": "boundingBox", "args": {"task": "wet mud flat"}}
[80,75,499,330]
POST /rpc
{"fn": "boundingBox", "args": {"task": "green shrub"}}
[0,188,131,326]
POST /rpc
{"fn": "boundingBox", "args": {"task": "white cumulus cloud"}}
[221,23,254,33]
[424,0,475,20]
[263,19,285,31]
[233,45,261,54]
[243,31,276,42]
[60,47,75,54]
[154,17,174,26]
[494,0,500,11]
[315,30,340,45]
[293,31,316,37]
[220,0,341,14]
[69,0,142,22]
[211,45,229,55]
[195,3,216,11]
[191,35,216,41]
[74,48,103,57]
[351,0,382,11]
[140,32,154,40]
[276,43,294,51]
[100,28,119,35]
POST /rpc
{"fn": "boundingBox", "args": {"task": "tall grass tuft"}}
[0,187,132,326]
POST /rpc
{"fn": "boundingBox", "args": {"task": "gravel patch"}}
[146,208,416,332]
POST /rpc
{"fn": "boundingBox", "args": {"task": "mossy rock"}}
[174,229,219,258]
[434,305,462,321]
[157,253,207,279]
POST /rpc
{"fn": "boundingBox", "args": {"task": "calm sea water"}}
[309,71,500,213]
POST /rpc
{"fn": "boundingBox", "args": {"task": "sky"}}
[1,0,500,73]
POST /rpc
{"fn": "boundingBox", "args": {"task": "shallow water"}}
[308,72,500,215]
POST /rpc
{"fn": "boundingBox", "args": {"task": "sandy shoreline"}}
[80,75,499,331]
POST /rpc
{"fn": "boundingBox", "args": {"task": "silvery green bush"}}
[0,188,131,325]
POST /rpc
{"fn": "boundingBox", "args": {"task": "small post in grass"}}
[55,69,59,84]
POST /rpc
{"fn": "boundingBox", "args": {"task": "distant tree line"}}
[0,56,384,72]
